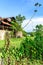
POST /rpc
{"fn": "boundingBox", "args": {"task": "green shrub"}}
[20,36,43,60]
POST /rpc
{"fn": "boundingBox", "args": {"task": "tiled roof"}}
[2,21,11,26]
[0,17,11,26]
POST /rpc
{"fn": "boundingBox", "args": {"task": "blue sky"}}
[0,0,43,32]
[0,0,43,18]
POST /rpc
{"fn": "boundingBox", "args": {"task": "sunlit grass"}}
[0,36,34,49]
[10,38,24,48]
[0,37,43,65]
[0,37,25,49]
[0,40,5,48]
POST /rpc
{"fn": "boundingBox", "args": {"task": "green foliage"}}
[34,2,42,7]
[10,15,26,37]
[16,14,26,25]
[1,24,43,65]
[34,24,43,60]
[19,25,43,60]
[10,20,23,37]
[30,32,35,37]
[22,30,27,37]
[20,37,34,59]
[11,20,20,31]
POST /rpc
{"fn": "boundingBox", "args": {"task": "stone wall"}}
[16,31,23,38]
[0,30,6,40]
[0,30,10,40]
[0,30,23,40]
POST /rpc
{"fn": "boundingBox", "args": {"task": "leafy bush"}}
[20,35,43,60]
[1,25,43,65]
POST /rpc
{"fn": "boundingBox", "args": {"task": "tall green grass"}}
[0,37,25,49]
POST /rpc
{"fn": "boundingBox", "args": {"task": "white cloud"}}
[22,17,43,32]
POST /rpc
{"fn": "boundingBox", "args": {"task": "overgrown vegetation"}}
[10,15,26,38]
[0,24,43,65]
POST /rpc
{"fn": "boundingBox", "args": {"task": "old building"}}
[0,17,11,30]
[0,17,23,40]
[0,17,12,40]
[16,31,23,38]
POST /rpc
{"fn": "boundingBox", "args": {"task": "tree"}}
[23,2,42,29]
[34,24,43,60]
[10,17,23,37]
[10,15,26,37]
[16,14,26,26]
[35,24,43,37]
